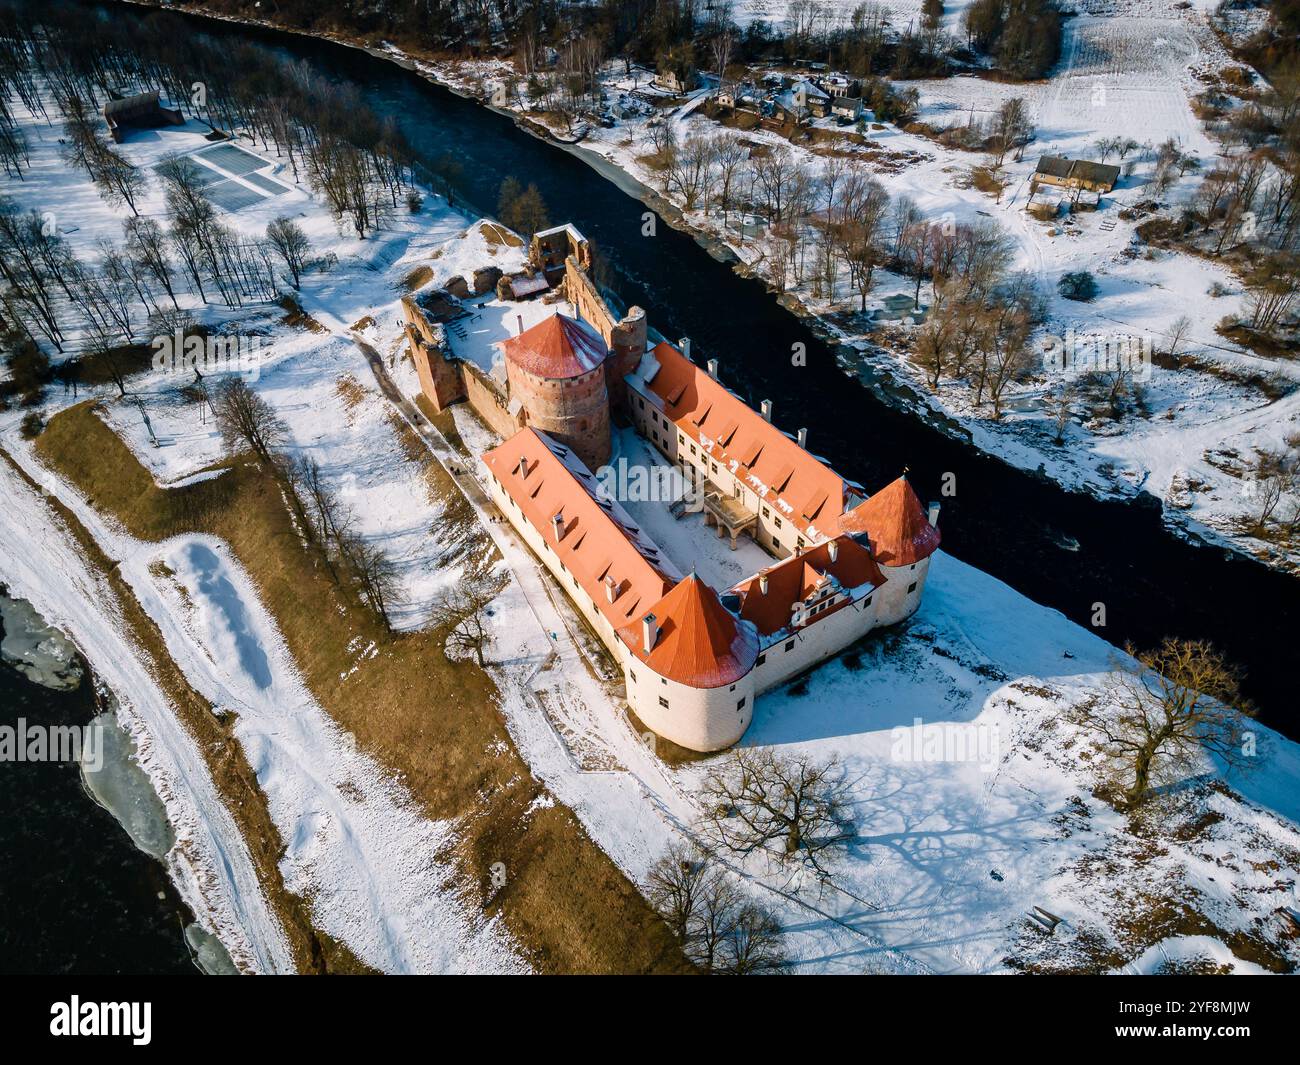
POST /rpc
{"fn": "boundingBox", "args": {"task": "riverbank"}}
[111,0,1300,581]
[0,582,234,974]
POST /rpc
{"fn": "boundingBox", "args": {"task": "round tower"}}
[606,305,647,414]
[501,312,612,471]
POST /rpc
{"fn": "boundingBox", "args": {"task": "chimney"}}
[828,539,839,563]
[760,399,773,422]
[604,575,617,603]
[797,427,808,449]
[642,613,658,653]
[680,337,691,360]
[928,501,941,527]
[758,574,768,595]
[551,511,564,541]
[707,358,719,380]
[516,314,524,335]
[517,455,528,478]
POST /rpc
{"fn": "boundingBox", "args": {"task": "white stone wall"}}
[874,557,931,627]
[623,663,755,752]
[485,464,755,752]
[752,591,881,694]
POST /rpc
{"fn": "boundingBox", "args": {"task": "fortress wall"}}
[564,256,618,342]
[874,557,931,627]
[461,362,525,441]
[751,595,880,694]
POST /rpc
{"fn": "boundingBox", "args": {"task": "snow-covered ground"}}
[400,6,1300,572]
[446,422,1300,972]
[0,450,294,973]
[4,15,1299,974]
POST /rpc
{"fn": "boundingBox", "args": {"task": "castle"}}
[402,223,941,752]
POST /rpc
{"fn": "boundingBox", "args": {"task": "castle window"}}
[638,397,645,409]
[756,653,766,666]
[785,639,795,652]
[864,596,872,607]
[907,582,917,593]
[630,671,637,684]
[736,697,746,710]
[774,518,783,529]
[658,696,669,709]
[796,537,805,550]
[762,507,770,518]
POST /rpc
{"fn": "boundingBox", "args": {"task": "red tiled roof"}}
[619,575,759,688]
[637,342,848,537]
[483,428,676,631]
[838,476,940,566]
[500,312,608,380]
[731,536,885,636]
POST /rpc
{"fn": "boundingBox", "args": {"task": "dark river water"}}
[0,634,197,974]
[112,5,1299,732]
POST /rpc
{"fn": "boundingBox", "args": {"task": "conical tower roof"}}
[500,312,608,379]
[840,476,941,566]
[619,575,758,688]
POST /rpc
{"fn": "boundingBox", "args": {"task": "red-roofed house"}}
[484,427,761,750]
[838,475,942,625]
[460,223,944,751]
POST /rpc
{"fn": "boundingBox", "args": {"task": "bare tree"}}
[429,572,499,666]
[718,901,787,974]
[1077,639,1256,807]
[211,376,286,465]
[702,748,854,875]
[646,843,711,943]
[1165,314,1192,361]
[348,534,404,632]
[644,844,787,973]
[266,216,310,289]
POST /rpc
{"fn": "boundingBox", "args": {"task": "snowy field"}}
[0,88,539,969]
[3,18,1299,974]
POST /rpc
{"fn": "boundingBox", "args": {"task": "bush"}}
[405,190,422,213]
[19,411,45,439]
[1058,270,1099,302]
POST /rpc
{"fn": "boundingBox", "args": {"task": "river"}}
[50,2,1300,737]
[0,591,200,974]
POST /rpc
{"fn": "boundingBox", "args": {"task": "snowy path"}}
[0,448,295,974]
[119,535,526,974]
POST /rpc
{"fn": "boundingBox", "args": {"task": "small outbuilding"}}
[1033,155,1121,194]
[103,91,185,142]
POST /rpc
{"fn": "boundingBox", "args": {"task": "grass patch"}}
[36,401,688,974]
[400,264,434,292]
